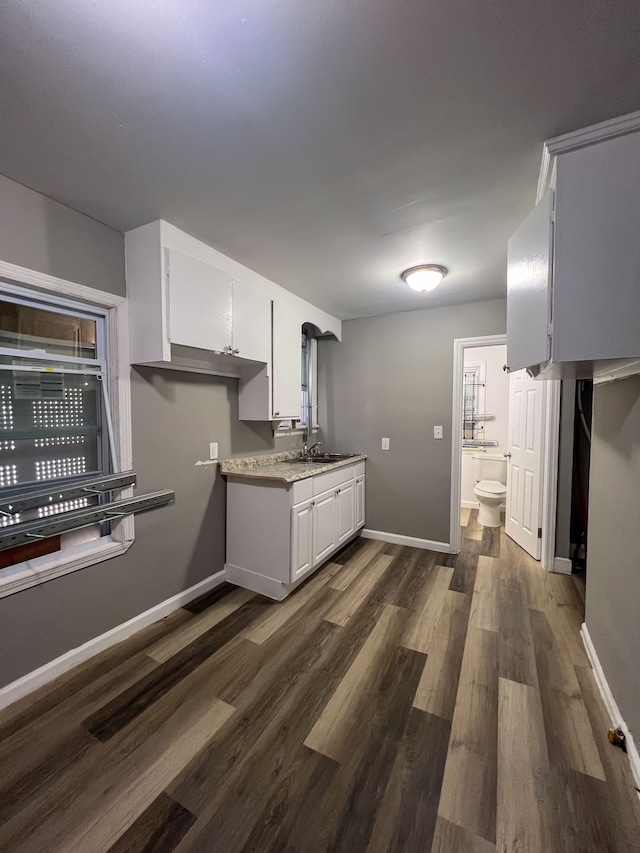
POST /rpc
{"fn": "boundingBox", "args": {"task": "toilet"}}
[472,454,507,527]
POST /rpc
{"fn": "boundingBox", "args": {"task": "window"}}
[0,296,113,495]
[0,266,133,598]
[298,333,318,429]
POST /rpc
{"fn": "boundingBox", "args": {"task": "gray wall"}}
[584,375,640,738]
[0,174,125,296]
[318,299,507,545]
[0,176,300,688]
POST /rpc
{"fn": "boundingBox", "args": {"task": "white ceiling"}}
[1,0,639,319]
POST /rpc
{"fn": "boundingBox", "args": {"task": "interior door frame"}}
[449,334,561,571]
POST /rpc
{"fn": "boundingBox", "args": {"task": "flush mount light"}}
[400,264,448,293]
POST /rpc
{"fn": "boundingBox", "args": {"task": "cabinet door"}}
[272,299,302,419]
[312,489,337,567]
[232,280,271,364]
[336,481,356,544]
[291,499,313,581]
[506,187,553,372]
[168,249,232,352]
[355,475,365,529]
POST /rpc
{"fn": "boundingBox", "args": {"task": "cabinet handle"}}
[274,411,280,417]
[503,363,510,372]
[232,348,240,355]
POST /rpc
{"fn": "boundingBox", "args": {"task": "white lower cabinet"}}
[336,480,356,545]
[226,460,366,600]
[291,499,314,581]
[311,489,338,567]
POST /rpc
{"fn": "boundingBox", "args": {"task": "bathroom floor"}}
[1,512,639,852]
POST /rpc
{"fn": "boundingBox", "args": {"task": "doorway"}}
[450,335,562,569]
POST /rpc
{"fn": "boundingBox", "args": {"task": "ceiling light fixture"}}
[401,264,448,293]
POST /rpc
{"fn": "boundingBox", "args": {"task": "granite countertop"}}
[218,450,366,483]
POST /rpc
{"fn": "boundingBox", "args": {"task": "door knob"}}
[503,452,512,458]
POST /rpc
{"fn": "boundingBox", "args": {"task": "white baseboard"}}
[553,556,573,574]
[361,529,451,553]
[224,563,287,601]
[581,623,640,792]
[0,570,226,712]
[461,500,479,509]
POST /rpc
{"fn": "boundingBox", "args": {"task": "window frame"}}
[0,260,134,598]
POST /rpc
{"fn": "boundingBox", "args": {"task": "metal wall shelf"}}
[0,471,137,515]
[0,489,175,551]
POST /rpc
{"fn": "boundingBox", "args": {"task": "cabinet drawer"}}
[313,464,354,496]
[291,478,314,505]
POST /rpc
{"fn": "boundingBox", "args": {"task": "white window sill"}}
[0,535,133,599]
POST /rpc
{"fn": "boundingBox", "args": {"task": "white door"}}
[291,500,313,581]
[505,369,546,559]
[336,481,356,544]
[312,489,337,567]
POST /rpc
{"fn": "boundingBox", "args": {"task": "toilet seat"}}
[473,479,506,498]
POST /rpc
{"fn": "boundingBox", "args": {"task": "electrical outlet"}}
[433,425,443,439]
[381,437,390,450]
[209,442,219,460]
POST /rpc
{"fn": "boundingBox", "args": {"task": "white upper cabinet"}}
[507,112,640,379]
[271,299,303,419]
[125,219,341,398]
[232,279,271,364]
[168,249,232,352]
[506,189,553,373]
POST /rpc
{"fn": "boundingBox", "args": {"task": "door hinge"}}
[538,527,543,539]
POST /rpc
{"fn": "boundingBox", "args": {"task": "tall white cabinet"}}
[507,112,640,378]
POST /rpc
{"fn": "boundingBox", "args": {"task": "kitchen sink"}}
[283,452,359,464]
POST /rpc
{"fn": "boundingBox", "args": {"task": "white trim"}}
[581,623,640,793]
[361,528,451,553]
[0,260,135,587]
[553,556,573,574]
[450,334,507,555]
[593,359,640,386]
[537,110,640,203]
[541,379,562,571]
[0,570,226,711]
[461,499,480,509]
[0,537,132,599]
[225,563,288,600]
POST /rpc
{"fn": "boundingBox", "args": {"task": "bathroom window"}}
[462,362,486,442]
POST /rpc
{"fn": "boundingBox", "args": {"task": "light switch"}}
[209,442,219,460]
[381,437,390,450]
[433,426,443,440]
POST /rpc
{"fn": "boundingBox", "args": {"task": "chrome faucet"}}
[303,440,322,458]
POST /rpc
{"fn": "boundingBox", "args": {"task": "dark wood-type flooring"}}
[1,509,639,852]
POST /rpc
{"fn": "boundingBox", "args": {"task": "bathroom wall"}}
[460,344,509,506]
